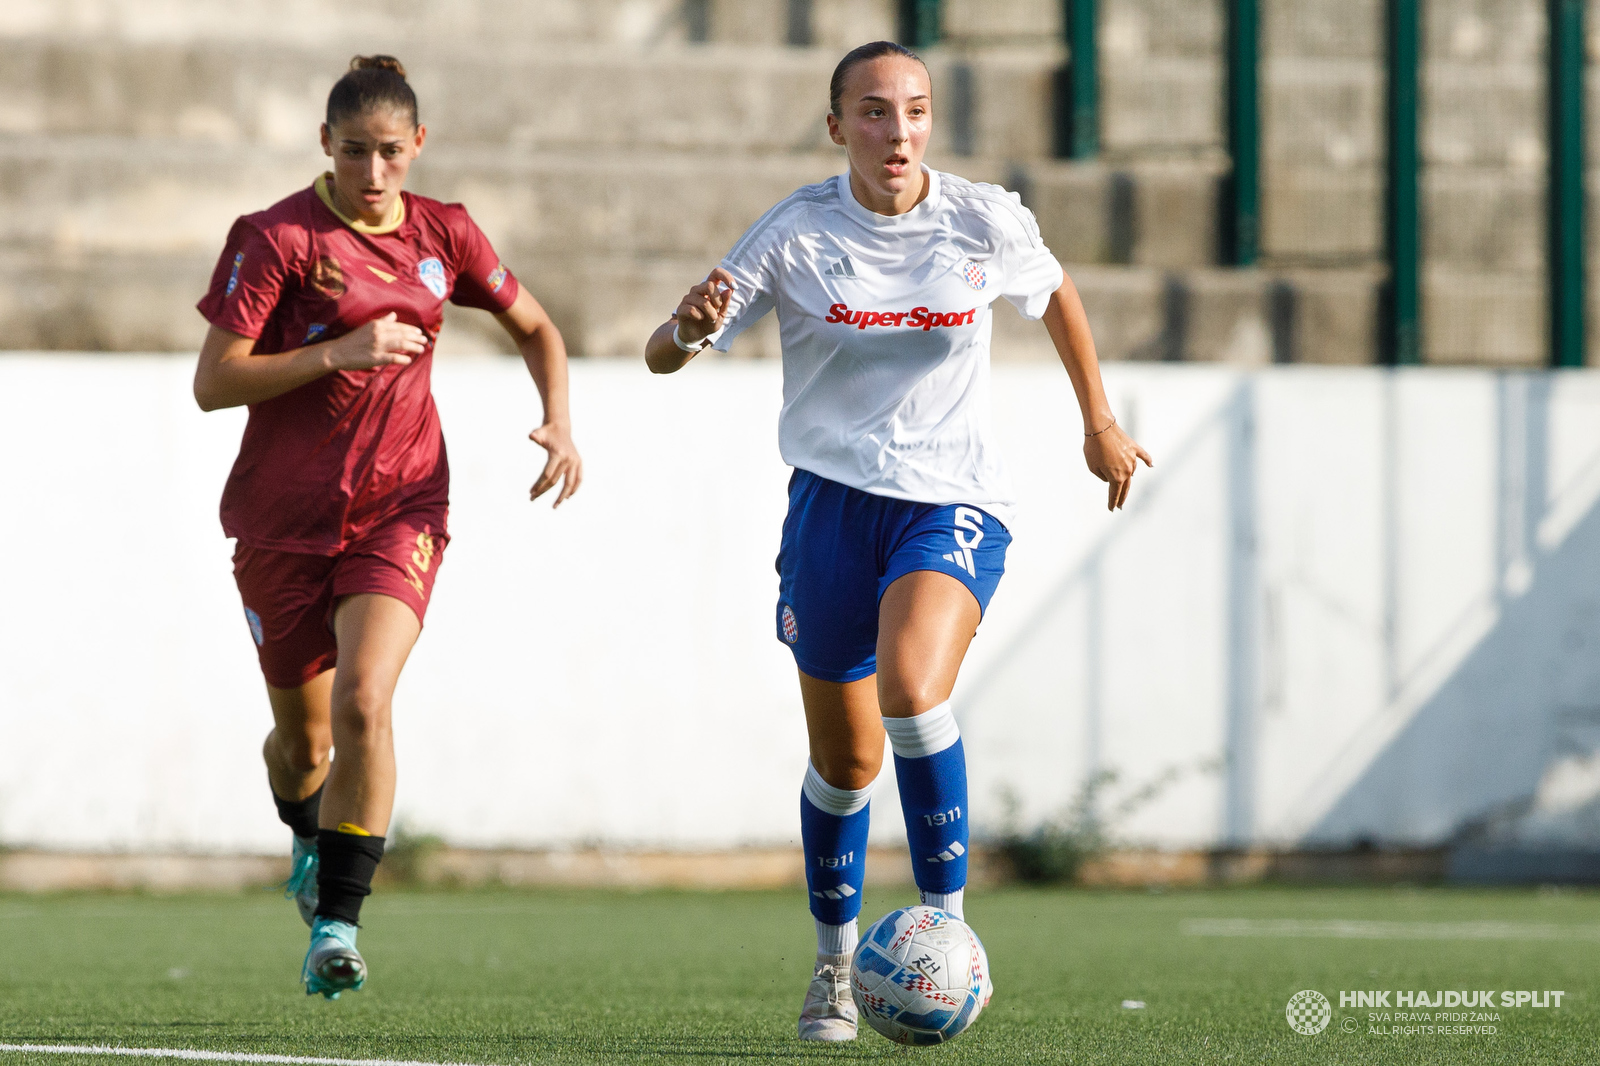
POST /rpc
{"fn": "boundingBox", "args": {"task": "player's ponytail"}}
[326,55,419,129]
[829,41,925,117]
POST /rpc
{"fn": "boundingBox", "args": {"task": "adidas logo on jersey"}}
[824,256,858,278]
[826,302,978,331]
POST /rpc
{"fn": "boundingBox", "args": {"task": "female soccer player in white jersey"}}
[645,41,1150,1040]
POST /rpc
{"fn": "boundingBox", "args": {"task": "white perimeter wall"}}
[5,357,1600,854]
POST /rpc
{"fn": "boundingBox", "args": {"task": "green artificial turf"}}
[0,884,1595,1064]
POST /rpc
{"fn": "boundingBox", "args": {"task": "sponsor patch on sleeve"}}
[487,263,508,293]
[225,252,244,296]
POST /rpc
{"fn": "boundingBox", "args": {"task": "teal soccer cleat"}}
[302,917,366,999]
[283,834,319,927]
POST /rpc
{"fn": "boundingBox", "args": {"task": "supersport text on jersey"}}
[705,167,1064,525]
[825,304,977,330]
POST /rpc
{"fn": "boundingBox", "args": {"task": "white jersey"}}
[707,167,1063,526]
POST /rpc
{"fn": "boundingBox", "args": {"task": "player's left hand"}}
[529,421,583,507]
[1084,422,1152,511]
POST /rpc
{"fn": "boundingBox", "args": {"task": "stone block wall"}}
[0,0,1579,366]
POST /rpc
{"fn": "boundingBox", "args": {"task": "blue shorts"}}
[774,469,1012,683]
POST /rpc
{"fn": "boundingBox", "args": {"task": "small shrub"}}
[994,771,1116,884]
[992,761,1212,884]
[380,822,446,886]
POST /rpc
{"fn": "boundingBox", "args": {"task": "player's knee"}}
[812,749,882,792]
[331,678,393,741]
[878,683,945,720]
[283,731,332,772]
[267,726,331,773]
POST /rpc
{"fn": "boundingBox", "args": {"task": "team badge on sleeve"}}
[417,257,448,299]
[225,252,244,296]
[962,260,988,291]
[487,263,508,292]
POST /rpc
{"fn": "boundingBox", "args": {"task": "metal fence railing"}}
[1036,0,1587,367]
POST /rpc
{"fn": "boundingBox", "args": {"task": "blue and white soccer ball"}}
[850,905,992,1045]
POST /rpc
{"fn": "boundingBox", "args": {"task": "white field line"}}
[1182,918,1600,942]
[0,1045,488,1066]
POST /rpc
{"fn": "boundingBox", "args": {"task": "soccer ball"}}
[850,905,992,1045]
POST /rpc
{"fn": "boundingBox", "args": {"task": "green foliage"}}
[377,821,446,886]
[993,761,1215,884]
[994,771,1115,884]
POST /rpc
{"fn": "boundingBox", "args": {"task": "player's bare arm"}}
[1040,279,1153,511]
[193,314,427,411]
[495,286,583,506]
[644,268,734,374]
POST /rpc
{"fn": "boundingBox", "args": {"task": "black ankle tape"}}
[314,829,386,926]
[271,783,324,840]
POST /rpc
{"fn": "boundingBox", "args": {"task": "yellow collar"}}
[315,173,405,234]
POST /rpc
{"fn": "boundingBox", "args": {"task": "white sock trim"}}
[802,762,875,816]
[921,888,965,920]
[816,918,859,957]
[881,701,960,758]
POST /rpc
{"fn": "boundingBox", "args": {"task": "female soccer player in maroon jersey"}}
[193,55,581,998]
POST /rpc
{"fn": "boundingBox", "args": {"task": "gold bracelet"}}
[1085,416,1117,438]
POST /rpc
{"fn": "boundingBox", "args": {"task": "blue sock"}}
[884,703,968,896]
[799,762,873,930]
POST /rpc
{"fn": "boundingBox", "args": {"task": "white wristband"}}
[673,323,708,353]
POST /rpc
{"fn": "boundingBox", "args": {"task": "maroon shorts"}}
[233,510,449,689]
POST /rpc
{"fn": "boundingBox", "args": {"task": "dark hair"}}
[326,55,418,129]
[828,40,927,117]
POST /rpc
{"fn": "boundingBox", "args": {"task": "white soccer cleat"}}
[798,955,857,1041]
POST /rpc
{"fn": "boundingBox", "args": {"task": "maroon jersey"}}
[197,175,519,553]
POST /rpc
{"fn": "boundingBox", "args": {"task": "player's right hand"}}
[673,268,735,345]
[324,312,428,370]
